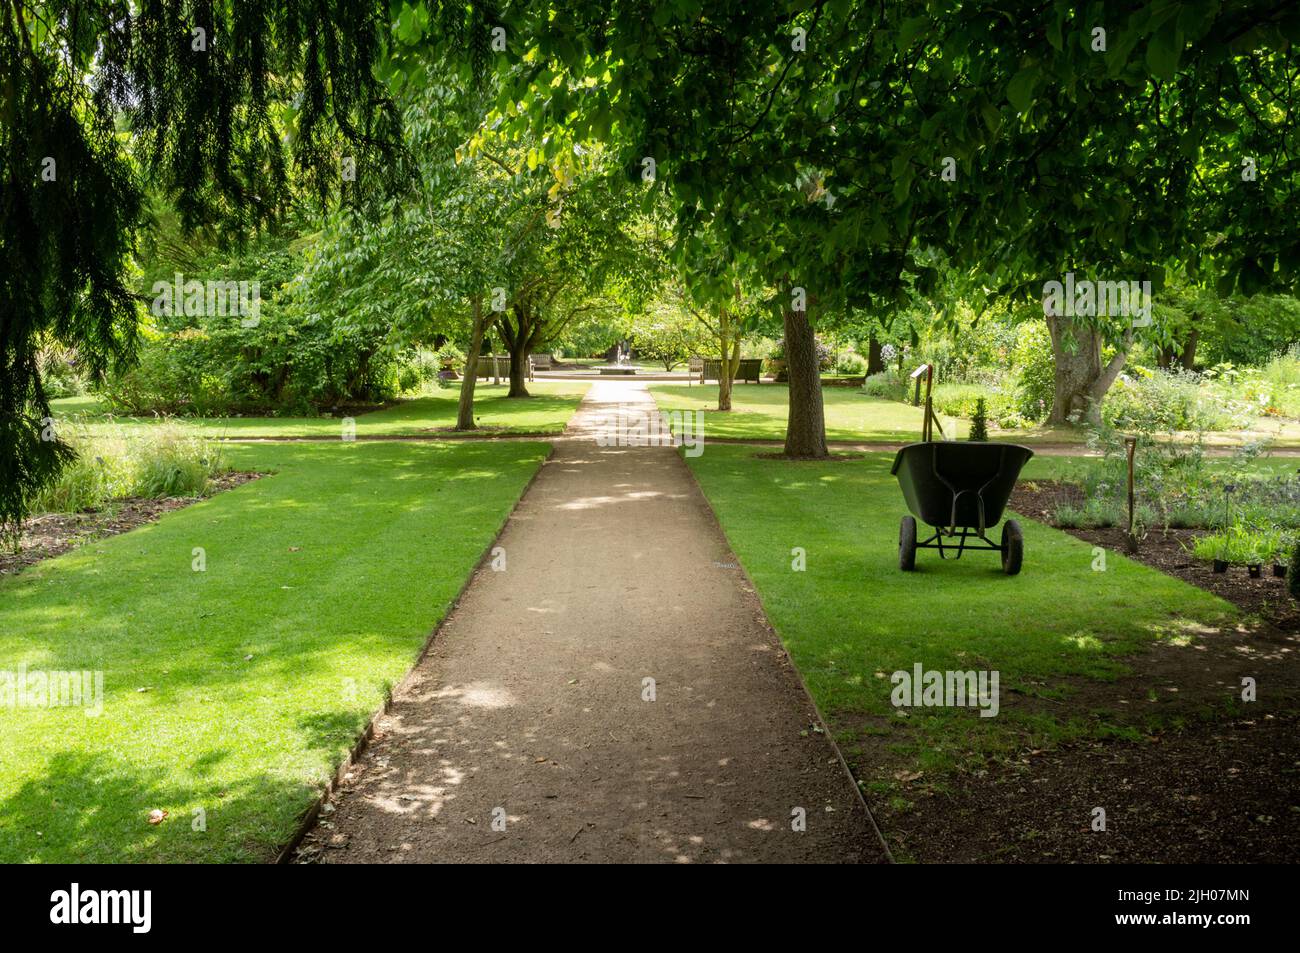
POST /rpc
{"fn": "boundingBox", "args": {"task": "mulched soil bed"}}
[879,713,1299,863]
[0,471,262,578]
[863,477,1300,862]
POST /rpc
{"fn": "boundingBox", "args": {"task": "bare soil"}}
[0,472,261,578]
[877,713,1299,863]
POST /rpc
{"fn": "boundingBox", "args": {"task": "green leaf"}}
[1145,21,1184,81]
[898,16,928,51]
[1046,14,1064,52]
[1006,66,1038,113]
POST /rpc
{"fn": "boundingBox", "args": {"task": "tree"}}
[479,1,1300,442]
[628,304,708,371]
[675,278,764,412]
[1,0,401,540]
[934,2,1300,422]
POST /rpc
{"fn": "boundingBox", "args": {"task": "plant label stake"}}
[1125,436,1138,553]
[910,363,945,442]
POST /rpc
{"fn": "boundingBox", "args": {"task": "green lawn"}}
[49,380,590,439]
[650,383,967,443]
[0,440,549,862]
[651,383,1300,448]
[685,446,1236,783]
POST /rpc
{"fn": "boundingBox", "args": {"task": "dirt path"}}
[300,380,887,864]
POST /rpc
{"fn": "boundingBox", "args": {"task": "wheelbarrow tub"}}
[890,442,1034,530]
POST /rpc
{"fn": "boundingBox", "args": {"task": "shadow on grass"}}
[0,749,317,863]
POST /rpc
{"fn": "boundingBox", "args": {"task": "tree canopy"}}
[4,0,1300,532]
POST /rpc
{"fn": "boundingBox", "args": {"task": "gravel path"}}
[302,380,888,863]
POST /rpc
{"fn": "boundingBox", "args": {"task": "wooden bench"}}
[700,358,763,384]
[473,355,511,379]
[530,353,553,371]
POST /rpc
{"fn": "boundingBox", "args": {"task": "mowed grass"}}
[652,383,1300,448]
[685,446,1235,782]
[650,383,967,443]
[0,440,548,862]
[49,380,590,439]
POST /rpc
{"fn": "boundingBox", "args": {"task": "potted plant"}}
[1244,527,1282,579]
[1244,528,1269,578]
[1274,532,1294,578]
[1191,530,1232,573]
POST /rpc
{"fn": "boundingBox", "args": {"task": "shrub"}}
[834,351,868,375]
[393,348,454,394]
[1102,367,1251,431]
[862,368,909,401]
[969,397,989,441]
[31,424,225,515]
[930,382,1014,421]
[102,313,403,416]
[39,344,86,399]
[1012,323,1055,421]
[1261,348,1300,414]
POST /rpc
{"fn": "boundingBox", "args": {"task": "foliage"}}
[1190,522,1284,566]
[1198,295,1300,367]
[31,423,225,516]
[2,0,402,537]
[1103,367,1253,432]
[1012,322,1057,422]
[969,398,989,441]
[103,310,402,417]
[629,305,711,370]
[833,352,869,376]
[931,383,1014,422]
[862,368,911,402]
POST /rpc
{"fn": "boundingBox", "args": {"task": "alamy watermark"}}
[593,406,705,457]
[151,272,261,327]
[890,663,999,718]
[1,665,104,717]
[1042,271,1152,327]
[50,883,150,933]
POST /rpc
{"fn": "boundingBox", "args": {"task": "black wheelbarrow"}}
[890,442,1034,575]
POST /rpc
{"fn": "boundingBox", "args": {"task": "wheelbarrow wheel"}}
[1001,519,1023,575]
[899,515,917,571]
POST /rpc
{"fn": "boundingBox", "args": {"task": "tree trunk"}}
[1044,316,1129,426]
[1180,328,1199,370]
[867,334,884,375]
[782,305,828,458]
[456,296,487,430]
[717,305,735,412]
[499,305,532,398]
[507,347,529,397]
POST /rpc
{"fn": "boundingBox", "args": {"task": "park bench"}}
[700,357,763,384]
[474,355,512,379]
[530,353,553,371]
